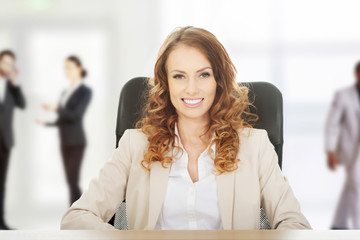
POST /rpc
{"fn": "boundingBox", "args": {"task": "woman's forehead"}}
[166,45,211,73]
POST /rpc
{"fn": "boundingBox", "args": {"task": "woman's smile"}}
[181,98,204,108]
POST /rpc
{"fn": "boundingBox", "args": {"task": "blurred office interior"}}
[0,0,359,229]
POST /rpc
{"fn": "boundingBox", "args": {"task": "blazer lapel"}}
[64,85,84,108]
[148,151,171,229]
[216,171,235,229]
[351,86,360,117]
[2,81,9,105]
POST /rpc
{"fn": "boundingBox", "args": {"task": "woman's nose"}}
[185,78,199,95]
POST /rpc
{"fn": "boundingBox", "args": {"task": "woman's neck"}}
[0,71,6,79]
[70,78,81,86]
[177,115,211,145]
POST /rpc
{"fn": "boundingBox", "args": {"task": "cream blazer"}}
[61,128,311,230]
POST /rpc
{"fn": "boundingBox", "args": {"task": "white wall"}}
[1,0,359,229]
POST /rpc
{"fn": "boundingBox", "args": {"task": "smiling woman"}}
[138,26,256,176]
[168,47,216,114]
[60,26,311,230]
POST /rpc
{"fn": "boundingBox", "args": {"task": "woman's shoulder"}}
[116,129,148,158]
[81,84,92,92]
[236,127,270,154]
[121,129,148,145]
[121,128,270,151]
[237,127,268,143]
[124,128,147,137]
[125,127,268,140]
[236,127,274,167]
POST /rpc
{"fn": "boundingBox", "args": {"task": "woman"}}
[61,27,311,230]
[37,56,92,205]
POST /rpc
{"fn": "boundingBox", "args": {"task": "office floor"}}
[283,133,344,229]
[282,104,345,230]
[6,202,67,230]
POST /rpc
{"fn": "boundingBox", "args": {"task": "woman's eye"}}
[200,72,210,78]
[173,74,185,79]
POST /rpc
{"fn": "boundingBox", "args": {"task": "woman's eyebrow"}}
[196,67,212,73]
[170,67,212,74]
[170,69,186,74]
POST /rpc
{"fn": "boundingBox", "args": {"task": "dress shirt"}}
[0,76,6,103]
[154,124,223,230]
[60,81,82,107]
[356,84,360,103]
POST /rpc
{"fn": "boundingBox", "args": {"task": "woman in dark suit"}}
[37,56,92,205]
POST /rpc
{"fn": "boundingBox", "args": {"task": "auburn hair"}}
[137,26,257,174]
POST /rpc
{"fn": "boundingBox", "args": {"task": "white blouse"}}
[60,81,82,107]
[0,77,6,103]
[154,125,223,230]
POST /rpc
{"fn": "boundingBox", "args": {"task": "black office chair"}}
[112,77,283,230]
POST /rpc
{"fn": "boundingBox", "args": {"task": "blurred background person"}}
[0,49,26,230]
[325,61,360,229]
[36,56,92,206]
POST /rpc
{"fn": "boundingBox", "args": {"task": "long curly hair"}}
[137,26,257,174]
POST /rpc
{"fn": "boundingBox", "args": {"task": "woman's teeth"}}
[182,98,203,104]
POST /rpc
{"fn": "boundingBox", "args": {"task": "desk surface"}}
[1,230,360,240]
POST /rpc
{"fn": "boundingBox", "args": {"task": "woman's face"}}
[64,60,81,81]
[167,45,217,121]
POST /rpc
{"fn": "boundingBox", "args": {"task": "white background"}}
[1,0,359,229]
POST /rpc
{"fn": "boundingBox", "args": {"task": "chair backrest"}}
[115,77,284,167]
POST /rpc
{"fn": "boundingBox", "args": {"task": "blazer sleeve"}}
[60,129,133,230]
[45,117,59,127]
[57,88,92,123]
[258,130,311,229]
[325,91,343,152]
[45,121,58,127]
[8,83,26,109]
[45,91,65,127]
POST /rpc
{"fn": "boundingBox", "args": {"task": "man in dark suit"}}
[0,50,26,230]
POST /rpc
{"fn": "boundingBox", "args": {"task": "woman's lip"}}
[181,98,204,108]
[182,97,203,100]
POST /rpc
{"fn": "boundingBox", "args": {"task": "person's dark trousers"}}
[60,145,85,206]
[0,137,11,230]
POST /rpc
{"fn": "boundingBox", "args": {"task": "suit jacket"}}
[61,128,311,230]
[0,81,26,148]
[47,84,92,146]
[325,85,360,166]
